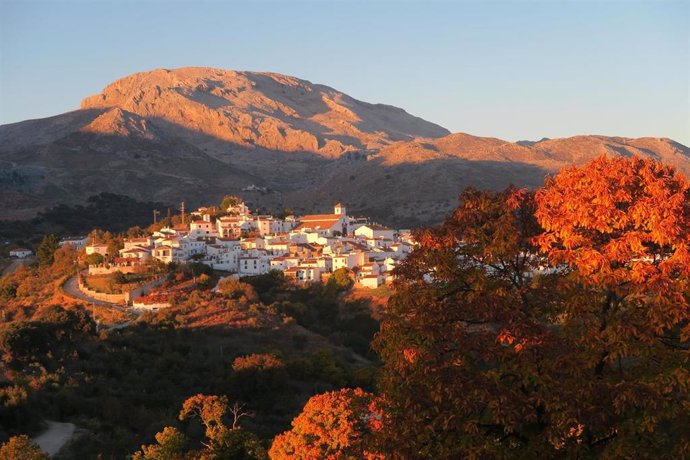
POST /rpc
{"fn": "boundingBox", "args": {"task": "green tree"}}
[178,394,265,459]
[0,278,18,299]
[86,252,104,266]
[132,426,187,460]
[196,273,213,288]
[127,226,147,238]
[106,239,122,262]
[216,278,258,302]
[36,234,59,267]
[221,195,242,211]
[0,435,49,459]
[231,354,287,406]
[215,428,267,460]
[113,271,128,284]
[328,268,353,291]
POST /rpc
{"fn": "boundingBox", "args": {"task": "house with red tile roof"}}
[293,203,350,236]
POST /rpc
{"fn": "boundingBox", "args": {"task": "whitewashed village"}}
[72,199,414,310]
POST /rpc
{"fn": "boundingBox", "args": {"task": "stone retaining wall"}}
[78,272,167,305]
[88,265,139,275]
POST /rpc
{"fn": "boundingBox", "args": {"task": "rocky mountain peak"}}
[80,67,450,157]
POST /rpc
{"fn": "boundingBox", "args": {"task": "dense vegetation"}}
[0,251,378,458]
[1,156,688,459]
[0,193,168,243]
[373,157,690,458]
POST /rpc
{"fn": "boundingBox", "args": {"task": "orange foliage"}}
[535,155,690,286]
[374,159,690,458]
[232,353,284,372]
[179,394,229,443]
[535,155,690,342]
[269,388,382,460]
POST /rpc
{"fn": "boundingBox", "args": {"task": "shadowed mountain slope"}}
[1,67,688,226]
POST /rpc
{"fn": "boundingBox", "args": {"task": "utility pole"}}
[153,209,160,225]
[180,201,186,225]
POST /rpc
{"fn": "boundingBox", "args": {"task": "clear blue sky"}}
[1,0,688,145]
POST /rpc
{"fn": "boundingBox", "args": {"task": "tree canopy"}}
[36,234,59,267]
[374,157,690,458]
[269,388,382,460]
[221,195,242,211]
[0,435,48,460]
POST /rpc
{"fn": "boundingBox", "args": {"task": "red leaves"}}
[535,155,690,288]
[269,388,382,459]
[371,156,690,457]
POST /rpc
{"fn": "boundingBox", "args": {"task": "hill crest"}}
[79,66,450,157]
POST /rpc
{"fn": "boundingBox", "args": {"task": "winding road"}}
[62,274,124,309]
[61,275,136,330]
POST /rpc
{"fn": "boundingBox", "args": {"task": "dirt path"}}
[1,257,34,276]
[33,420,75,457]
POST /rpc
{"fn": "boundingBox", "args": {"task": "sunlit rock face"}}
[80,67,450,158]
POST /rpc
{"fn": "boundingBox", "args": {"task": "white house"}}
[152,245,175,264]
[358,274,382,289]
[265,239,291,254]
[59,236,88,249]
[85,243,110,257]
[284,266,322,284]
[238,256,269,275]
[293,204,350,237]
[354,224,396,241]
[270,256,300,271]
[9,248,32,258]
[241,238,265,250]
[331,251,367,271]
[204,248,238,272]
[190,220,218,237]
[118,247,151,261]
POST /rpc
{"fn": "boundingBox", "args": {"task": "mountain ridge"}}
[1,66,688,225]
[78,66,451,158]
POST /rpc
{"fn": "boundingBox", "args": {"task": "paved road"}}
[62,275,136,330]
[62,275,124,308]
[33,420,75,457]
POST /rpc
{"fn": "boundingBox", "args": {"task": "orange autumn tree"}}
[374,158,690,458]
[269,388,382,460]
[0,435,48,460]
[374,187,559,458]
[534,155,690,457]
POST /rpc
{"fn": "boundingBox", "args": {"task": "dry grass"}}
[85,273,155,294]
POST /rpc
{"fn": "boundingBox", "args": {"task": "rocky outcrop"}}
[80,67,450,157]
